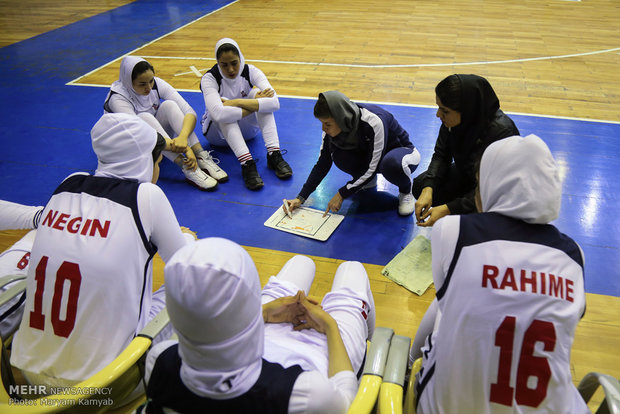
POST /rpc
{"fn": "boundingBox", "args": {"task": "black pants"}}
[412,164,475,208]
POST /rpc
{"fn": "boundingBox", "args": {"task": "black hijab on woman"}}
[413,74,517,214]
[440,74,503,172]
[449,75,500,146]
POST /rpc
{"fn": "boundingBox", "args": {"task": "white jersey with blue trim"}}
[105,76,196,117]
[11,173,158,382]
[200,39,280,133]
[416,213,588,414]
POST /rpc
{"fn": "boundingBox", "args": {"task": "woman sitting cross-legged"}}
[105,56,228,190]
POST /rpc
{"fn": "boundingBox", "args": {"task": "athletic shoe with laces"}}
[241,160,264,190]
[196,150,229,183]
[398,192,415,216]
[266,150,293,179]
[183,166,218,191]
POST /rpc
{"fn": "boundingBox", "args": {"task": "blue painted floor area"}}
[0,0,619,297]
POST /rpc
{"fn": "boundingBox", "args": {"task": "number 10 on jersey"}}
[29,256,82,338]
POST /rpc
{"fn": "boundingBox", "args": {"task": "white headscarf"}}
[91,113,156,183]
[165,237,264,399]
[109,56,158,113]
[479,134,561,224]
[214,38,247,99]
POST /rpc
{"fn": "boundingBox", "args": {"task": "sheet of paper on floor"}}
[382,234,433,295]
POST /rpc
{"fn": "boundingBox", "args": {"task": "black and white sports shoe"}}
[183,166,218,191]
[196,150,229,183]
[267,150,292,179]
[241,160,264,190]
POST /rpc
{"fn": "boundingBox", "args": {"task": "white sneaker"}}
[398,192,415,216]
[196,150,229,183]
[183,167,218,191]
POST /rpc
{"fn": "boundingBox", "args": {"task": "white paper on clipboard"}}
[264,206,345,241]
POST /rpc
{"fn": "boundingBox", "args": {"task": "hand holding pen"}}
[283,198,301,218]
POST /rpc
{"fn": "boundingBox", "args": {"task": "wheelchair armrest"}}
[347,327,395,414]
[363,327,394,376]
[578,372,620,414]
[383,335,411,386]
[348,326,394,414]
[378,335,411,414]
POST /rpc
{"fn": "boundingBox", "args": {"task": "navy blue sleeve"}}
[298,135,333,200]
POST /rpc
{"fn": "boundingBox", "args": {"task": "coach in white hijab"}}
[164,237,264,399]
[478,134,561,224]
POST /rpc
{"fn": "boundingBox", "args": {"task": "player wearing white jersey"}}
[412,135,588,413]
[200,38,292,190]
[105,56,227,190]
[11,113,194,389]
[139,238,374,414]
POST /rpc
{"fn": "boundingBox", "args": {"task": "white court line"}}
[189,65,203,77]
[133,46,620,74]
[65,81,620,125]
[65,1,239,86]
[63,1,619,125]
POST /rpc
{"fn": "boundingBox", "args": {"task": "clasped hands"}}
[168,136,197,170]
[262,290,332,334]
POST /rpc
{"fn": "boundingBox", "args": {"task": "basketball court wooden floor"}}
[0,0,618,409]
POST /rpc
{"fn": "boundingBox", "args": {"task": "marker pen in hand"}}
[283,199,292,218]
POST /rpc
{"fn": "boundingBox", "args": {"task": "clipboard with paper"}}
[264,206,344,241]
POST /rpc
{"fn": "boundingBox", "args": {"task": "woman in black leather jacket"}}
[413,74,519,226]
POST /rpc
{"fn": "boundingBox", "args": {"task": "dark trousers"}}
[334,147,419,194]
[412,164,474,207]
